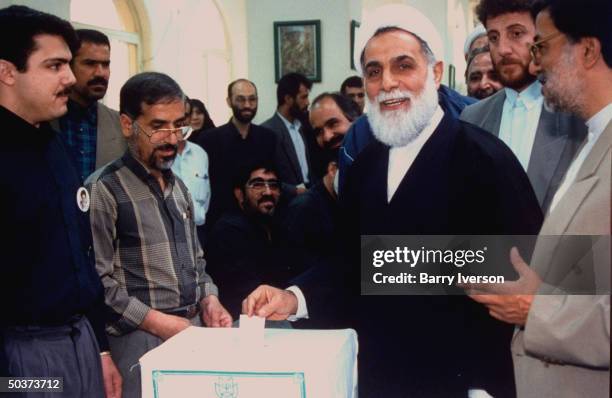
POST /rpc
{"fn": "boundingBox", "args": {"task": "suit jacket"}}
[511,121,611,398]
[332,113,544,397]
[51,102,126,171]
[460,89,586,213]
[262,113,312,187]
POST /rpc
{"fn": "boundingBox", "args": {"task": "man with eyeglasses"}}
[196,79,276,232]
[340,75,366,115]
[464,0,611,396]
[461,0,586,214]
[87,72,231,398]
[205,163,303,321]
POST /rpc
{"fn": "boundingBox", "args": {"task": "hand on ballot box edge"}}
[242,285,298,320]
[201,294,233,328]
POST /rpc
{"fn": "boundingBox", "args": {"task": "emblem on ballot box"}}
[215,376,238,398]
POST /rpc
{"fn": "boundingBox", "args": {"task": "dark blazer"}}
[460,89,586,213]
[262,113,312,187]
[306,113,543,397]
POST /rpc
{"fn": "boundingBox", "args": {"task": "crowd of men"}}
[1,0,609,397]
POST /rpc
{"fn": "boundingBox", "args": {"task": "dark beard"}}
[232,105,256,124]
[289,103,308,121]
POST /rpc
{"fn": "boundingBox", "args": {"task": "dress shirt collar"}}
[277,111,302,131]
[121,150,175,188]
[586,102,612,140]
[504,80,542,109]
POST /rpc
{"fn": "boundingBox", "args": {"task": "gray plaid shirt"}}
[88,152,218,336]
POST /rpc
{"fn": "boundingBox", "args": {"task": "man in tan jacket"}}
[465,0,611,396]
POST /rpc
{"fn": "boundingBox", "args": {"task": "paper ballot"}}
[238,315,265,348]
[140,326,358,398]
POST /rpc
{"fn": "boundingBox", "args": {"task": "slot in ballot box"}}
[140,326,358,398]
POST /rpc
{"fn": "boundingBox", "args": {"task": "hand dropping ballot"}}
[139,316,358,397]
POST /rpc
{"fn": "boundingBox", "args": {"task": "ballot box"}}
[140,326,358,398]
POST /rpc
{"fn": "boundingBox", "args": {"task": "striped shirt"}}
[88,152,218,336]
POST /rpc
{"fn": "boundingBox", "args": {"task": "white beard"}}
[367,69,439,147]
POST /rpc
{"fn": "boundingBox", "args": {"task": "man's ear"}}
[233,187,244,208]
[432,61,444,89]
[284,94,294,107]
[581,37,602,70]
[120,114,134,139]
[0,60,17,86]
[226,96,232,108]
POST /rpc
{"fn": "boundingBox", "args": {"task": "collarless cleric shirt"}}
[549,102,612,212]
[88,152,218,336]
[387,106,444,202]
[59,99,98,182]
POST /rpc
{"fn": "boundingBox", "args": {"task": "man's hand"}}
[140,309,191,340]
[242,285,298,320]
[296,185,307,195]
[201,295,232,327]
[461,247,542,326]
[100,354,122,398]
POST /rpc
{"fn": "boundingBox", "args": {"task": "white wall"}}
[247,0,357,124]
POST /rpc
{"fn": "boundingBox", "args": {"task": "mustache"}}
[324,133,344,149]
[154,144,178,153]
[87,77,108,87]
[376,88,415,101]
[499,57,523,66]
[258,195,276,205]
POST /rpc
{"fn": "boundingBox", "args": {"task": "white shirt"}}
[549,102,612,212]
[387,106,444,202]
[498,81,544,170]
[277,112,310,184]
[171,141,210,226]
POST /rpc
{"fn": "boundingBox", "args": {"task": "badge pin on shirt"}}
[76,187,90,212]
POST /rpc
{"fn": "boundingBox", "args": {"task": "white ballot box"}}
[140,326,358,398]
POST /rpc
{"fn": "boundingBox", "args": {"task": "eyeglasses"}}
[132,121,193,143]
[246,178,281,192]
[529,31,563,61]
[234,96,258,105]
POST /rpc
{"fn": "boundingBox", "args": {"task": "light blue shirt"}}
[171,141,210,226]
[498,81,544,170]
[277,112,309,184]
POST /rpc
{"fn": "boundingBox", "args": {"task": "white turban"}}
[353,4,444,76]
[463,24,487,59]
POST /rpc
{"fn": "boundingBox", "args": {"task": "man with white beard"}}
[242,5,543,396]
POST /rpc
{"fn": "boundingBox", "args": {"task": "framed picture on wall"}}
[350,20,360,70]
[274,20,321,82]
